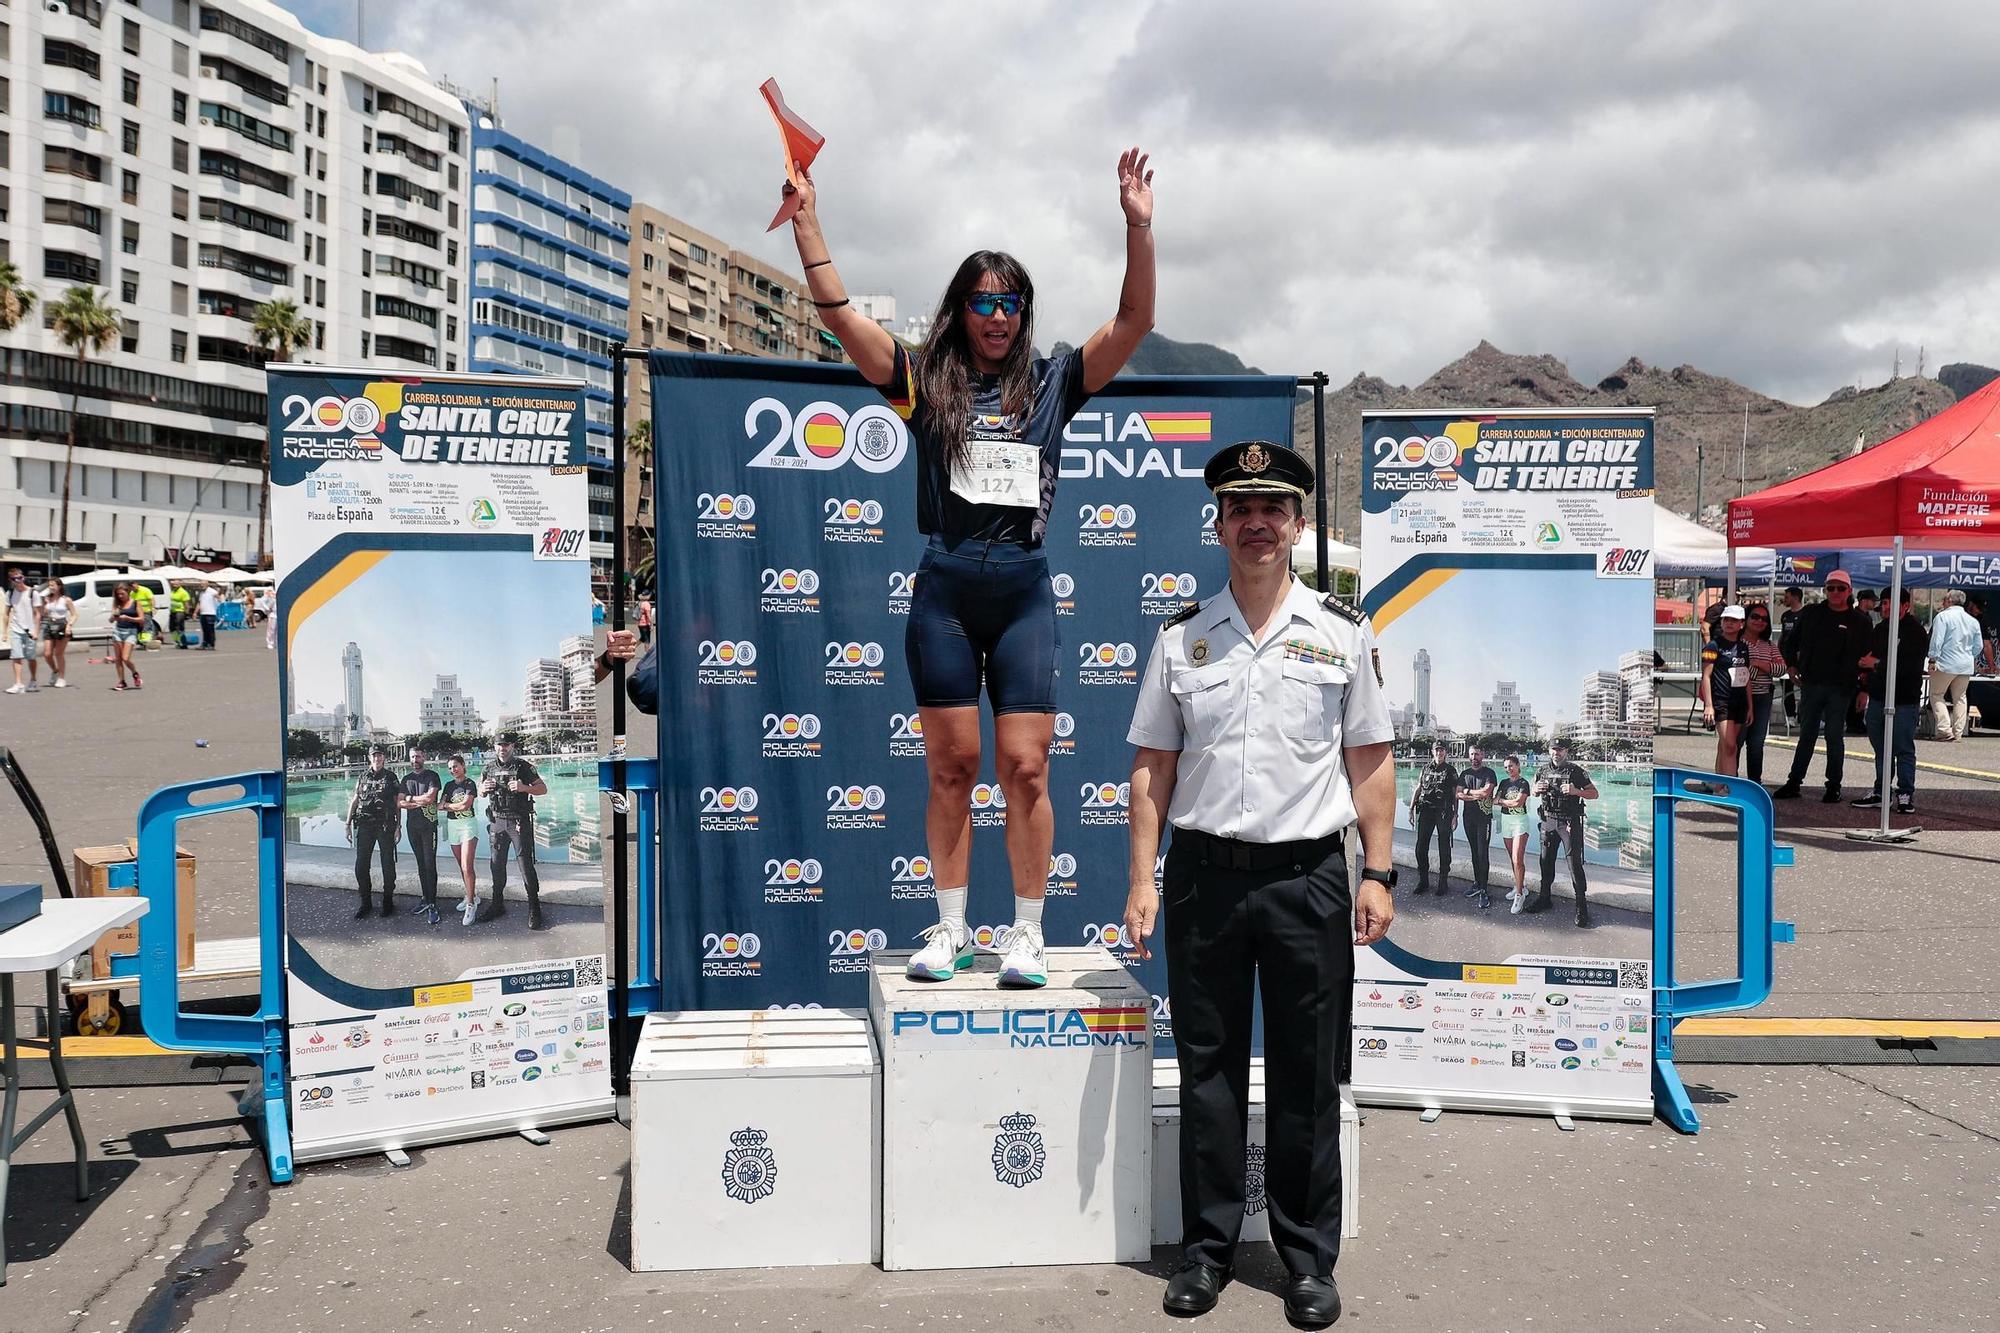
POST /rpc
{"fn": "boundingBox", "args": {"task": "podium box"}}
[1151,1060,1359,1246]
[629,1009,879,1271]
[871,947,1152,1270]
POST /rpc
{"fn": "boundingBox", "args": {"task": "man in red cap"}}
[1771,570,1872,802]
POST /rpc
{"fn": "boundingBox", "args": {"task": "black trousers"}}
[1164,831,1352,1278]
[1461,808,1492,890]
[354,823,397,901]
[406,816,440,904]
[1413,806,1452,886]
[1536,814,1587,904]
[199,613,217,648]
[1785,683,1852,791]
[489,815,541,906]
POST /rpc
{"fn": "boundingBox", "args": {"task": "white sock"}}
[1013,894,1044,933]
[936,886,967,933]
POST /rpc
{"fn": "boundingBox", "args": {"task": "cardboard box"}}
[1151,1060,1359,1246]
[629,1009,880,1271]
[872,946,1152,1270]
[72,839,196,975]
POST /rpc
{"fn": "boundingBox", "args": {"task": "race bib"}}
[1729,665,1750,688]
[950,441,1039,508]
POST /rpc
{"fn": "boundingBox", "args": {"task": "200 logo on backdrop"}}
[745,397,909,473]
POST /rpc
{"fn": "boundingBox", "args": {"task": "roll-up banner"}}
[1355,409,1657,1120]
[647,352,1298,1046]
[270,367,612,1163]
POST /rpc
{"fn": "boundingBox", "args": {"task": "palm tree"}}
[0,261,37,332]
[251,299,314,567]
[625,417,655,578]
[48,287,122,549]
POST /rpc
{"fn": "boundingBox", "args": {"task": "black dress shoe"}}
[528,907,549,931]
[1163,1262,1230,1317]
[352,898,374,919]
[1821,787,1843,803]
[1282,1275,1342,1328]
[1770,783,1801,799]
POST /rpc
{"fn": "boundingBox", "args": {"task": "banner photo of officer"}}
[270,367,611,1164]
[647,352,1297,1047]
[1357,409,1657,1120]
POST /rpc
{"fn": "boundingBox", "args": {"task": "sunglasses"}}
[964,293,1025,318]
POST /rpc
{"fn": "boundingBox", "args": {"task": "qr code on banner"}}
[1617,961,1648,989]
[574,956,605,988]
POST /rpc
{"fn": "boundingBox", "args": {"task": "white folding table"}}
[0,896,148,1286]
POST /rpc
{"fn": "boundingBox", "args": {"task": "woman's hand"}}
[1118,147,1153,226]
[789,166,819,231]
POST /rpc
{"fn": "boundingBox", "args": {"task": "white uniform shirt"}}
[198,587,220,616]
[1127,576,1394,843]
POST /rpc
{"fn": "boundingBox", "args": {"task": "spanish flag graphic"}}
[1139,411,1211,443]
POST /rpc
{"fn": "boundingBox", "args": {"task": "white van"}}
[57,568,179,643]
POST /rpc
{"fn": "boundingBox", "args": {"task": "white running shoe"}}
[906,921,973,981]
[24,681,39,692]
[995,922,1048,989]
[462,899,479,927]
[1509,889,1524,915]
[52,676,67,688]
[4,684,23,695]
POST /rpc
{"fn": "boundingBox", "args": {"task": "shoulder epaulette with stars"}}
[1321,593,1365,626]
[1164,601,1201,629]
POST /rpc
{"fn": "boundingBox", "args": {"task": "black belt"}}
[1175,827,1343,872]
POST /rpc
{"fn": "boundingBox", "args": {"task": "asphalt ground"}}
[1,1064,1993,1331]
[1,635,1996,1327]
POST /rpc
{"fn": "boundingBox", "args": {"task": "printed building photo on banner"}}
[269,366,611,1163]
[1356,408,1657,1119]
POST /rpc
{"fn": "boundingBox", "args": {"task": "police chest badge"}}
[1241,443,1270,474]
[1190,637,1209,664]
[721,1126,778,1204]
[1244,1142,1268,1217]
[991,1111,1046,1188]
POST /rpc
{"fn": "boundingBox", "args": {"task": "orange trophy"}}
[761,78,826,231]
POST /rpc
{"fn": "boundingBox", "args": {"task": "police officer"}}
[1408,740,1458,895]
[399,745,444,925]
[481,732,550,930]
[345,745,400,919]
[1123,441,1397,1329]
[1522,737,1599,927]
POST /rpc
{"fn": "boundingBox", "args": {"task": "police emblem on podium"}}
[991,1112,1047,1189]
[1244,1142,1268,1217]
[722,1126,778,1204]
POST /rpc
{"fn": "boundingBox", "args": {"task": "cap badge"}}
[1240,443,1270,474]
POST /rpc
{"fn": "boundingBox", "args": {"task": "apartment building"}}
[619,202,850,556]
[2,0,468,569]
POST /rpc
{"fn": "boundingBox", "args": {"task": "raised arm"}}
[1080,147,1157,393]
[788,169,899,385]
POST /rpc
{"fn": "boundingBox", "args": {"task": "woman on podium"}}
[788,148,1157,988]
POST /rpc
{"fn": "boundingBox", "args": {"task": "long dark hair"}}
[916,250,1037,477]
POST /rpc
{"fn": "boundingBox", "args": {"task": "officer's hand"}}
[1354,882,1394,946]
[1123,884,1159,961]
[344,823,353,844]
[606,629,640,661]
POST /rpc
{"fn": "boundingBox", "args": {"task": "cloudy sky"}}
[295,0,2000,404]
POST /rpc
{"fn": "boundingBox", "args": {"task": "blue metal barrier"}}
[1651,767,1797,1134]
[136,770,293,1182]
[600,757,661,1017]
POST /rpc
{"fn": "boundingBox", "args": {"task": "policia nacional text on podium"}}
[1123,441,1397,1327]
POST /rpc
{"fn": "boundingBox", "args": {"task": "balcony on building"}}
[197,7,295,83]
[197,147,295,214]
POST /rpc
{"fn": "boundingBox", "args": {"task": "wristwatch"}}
[1360,866,1397,890]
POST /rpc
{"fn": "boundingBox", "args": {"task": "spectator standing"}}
[636,596,654,646]
[109,584,145,690]
[39,577,75,688]
[170,581,192,646]
[1739,602,1785,783]
[197,583,221,650]
[1773,570,1872,802]
[1928,590,1982,741]
[1855,588,1927,814]
[4,568,45,694]
[1777,587,1804,720]
[1967,592,1999,673]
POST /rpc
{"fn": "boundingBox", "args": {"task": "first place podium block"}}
[870,947,1152,1270]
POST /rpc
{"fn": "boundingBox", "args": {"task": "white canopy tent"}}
[205,567,260,584]
[1293,527,1362,576]
[1655,503,1776,580]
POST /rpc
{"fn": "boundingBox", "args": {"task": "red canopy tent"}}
[1728,375,2000,550]
[1725,375,2000,839]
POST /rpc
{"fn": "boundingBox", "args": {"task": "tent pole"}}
[1877,538,1903,835]
[1727,546,1737,605]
